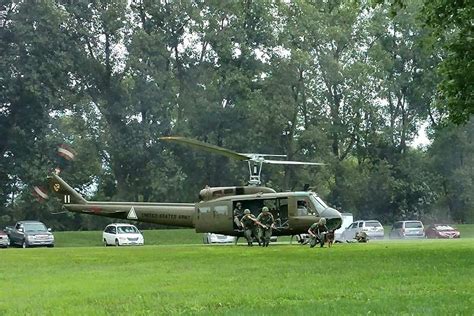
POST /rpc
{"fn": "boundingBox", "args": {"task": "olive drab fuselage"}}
[194,191,342,236]
[50,174,342,237]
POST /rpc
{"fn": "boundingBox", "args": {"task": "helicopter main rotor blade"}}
[264,160,326,166]
[160,136,250,161]
[240,153,287,158]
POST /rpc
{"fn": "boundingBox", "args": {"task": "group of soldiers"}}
[234,202,275,247]
[234,201,331,248]
[234,202,368,247]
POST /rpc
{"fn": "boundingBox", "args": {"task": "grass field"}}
[1,227,473,315]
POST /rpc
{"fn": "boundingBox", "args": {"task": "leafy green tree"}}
[0,1,76,216]
[428,121,474,222]
[423,0,473,124]
[376,0,473,124]
[0,0,471,230]
[371,1,440,154]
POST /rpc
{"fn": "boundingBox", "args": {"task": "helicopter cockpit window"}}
[296,199,309,216]
[309,194,328,216]
[297,197,318,216]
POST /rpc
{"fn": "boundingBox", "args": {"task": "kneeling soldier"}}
[308,218,328,248]
[355,231,368,242]
[257,206,275,247]
[240,209,260,246]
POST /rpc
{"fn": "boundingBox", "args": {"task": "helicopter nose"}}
[320,207,342,230]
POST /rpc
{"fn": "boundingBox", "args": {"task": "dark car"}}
[6,221,55,248]
[425,224,460,239]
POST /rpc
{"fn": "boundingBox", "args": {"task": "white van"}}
[389,221,425,239]
[103,223,144,246]
[334,213,353,242]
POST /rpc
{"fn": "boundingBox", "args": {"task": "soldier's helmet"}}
[244,209,251,214]
[262,206,269,212]
[236,202,242,207]
[319,218,327,225]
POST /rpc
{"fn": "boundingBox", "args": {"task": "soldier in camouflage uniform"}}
[308,218,328,248]
[240,209,260,246]
[355,231,368,242]
[233,202,244,231]
[257,206,275,247]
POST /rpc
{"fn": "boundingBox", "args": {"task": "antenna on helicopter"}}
[160,136,325,186]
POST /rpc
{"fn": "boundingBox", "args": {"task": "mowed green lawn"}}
[1,232,473,315]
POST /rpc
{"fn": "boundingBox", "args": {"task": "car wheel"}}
[47,244,54,248]
[115,239,120,247]
[22,240,28,248]
[104,239,108,247]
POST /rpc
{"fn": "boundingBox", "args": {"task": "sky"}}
[409,121,431,148]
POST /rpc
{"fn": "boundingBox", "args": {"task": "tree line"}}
[0,0,472,230]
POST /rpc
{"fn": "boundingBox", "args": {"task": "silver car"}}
[390,221,425,239]
[341,220,384,241]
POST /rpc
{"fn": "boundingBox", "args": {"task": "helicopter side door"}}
[195,201,232,233]
[288,196,317,230]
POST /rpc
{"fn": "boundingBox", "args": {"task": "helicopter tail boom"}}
[49,173,88,205]
[48,173,196,227]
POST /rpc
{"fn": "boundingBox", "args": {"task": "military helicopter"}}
[49,137,342,239]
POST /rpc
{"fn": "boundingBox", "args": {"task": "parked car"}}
[334,213,353,242]
[103,223,144,246]
[341,220,384,241]
[203,233,236,244]
[0,230,9,248]
[5,221,54,248]
[389,220,425,239]
[425,224,460,239]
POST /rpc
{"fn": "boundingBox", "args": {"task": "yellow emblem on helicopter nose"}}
[53,183,60,192]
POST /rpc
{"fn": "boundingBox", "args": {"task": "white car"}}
[334,212,353,242]
[341,220,385,241]
[0,230,9,248]
[103,223,144,246]
[203,233,236,244]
